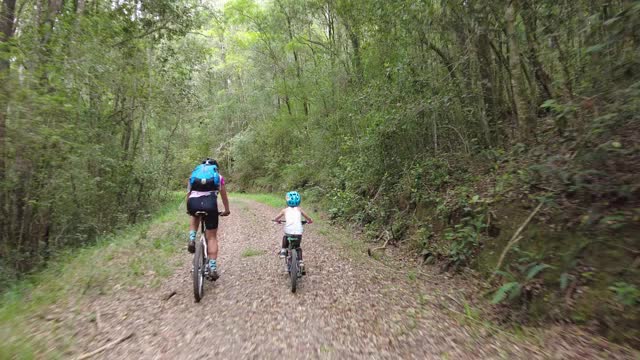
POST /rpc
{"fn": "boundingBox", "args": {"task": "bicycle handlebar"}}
[273,220,309,225]
[195,211,230,217]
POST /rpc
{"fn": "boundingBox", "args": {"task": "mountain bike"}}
[193,211,225,303]
[274,220,308,293]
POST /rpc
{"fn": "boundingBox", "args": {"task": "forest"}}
[1,0,638,346]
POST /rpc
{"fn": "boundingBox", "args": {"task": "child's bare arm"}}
[300,209,313,223]
[273,209,285,221]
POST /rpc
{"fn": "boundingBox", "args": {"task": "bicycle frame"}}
[199,217,208,258]
[285,235,302,269]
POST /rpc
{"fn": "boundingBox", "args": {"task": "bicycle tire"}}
[193,239,205,302]
[290,248,298,293]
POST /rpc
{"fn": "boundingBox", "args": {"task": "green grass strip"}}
[0,192,186,358]
[229,192,284,208]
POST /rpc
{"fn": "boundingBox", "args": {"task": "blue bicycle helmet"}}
[286,191,301,207]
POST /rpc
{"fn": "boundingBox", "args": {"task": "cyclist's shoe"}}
[283,263,289,273]
[279,248,287,258]
[207,259,218,281]
[187,230,196,253]
[299,260,306,275]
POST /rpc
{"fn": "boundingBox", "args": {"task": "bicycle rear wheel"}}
[193,238,205,302]
[290,248,298,293]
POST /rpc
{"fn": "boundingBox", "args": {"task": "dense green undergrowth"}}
[215,0,639,347]
[1,0,210,286]
[253,140,640,346]
[0,192,185,358]
[235,164,638,348]
[229,109,640,345]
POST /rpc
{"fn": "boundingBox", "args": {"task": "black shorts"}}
[282,234,302,249]
[187,194,219,230]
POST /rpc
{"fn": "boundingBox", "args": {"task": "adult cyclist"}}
[186,158,230,279]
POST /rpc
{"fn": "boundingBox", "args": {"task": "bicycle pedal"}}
[208,271,219,281]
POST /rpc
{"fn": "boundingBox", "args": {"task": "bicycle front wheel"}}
[290,248,298,293]
[193,239,205,302]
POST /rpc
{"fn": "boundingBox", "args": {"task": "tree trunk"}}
[343,21,362,82]
[423,36,458,83]
[552,34,574,100]
[277,0,309,117]
[476,26,494,145]
[521,1,553,103]
[280,70,293,116]
[505,0,534,141]
[75,0,85,14]
[0,0,17,247]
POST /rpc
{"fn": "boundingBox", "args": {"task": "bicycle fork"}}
[284,250,304,277]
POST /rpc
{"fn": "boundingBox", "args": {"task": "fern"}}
[526,264,552,281]
[491,282,521,304]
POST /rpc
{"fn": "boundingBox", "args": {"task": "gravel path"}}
[71,199,635,359]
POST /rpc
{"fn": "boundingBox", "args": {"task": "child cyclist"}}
[273,191,313,273]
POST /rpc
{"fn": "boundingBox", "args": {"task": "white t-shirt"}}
[284,207,303,235]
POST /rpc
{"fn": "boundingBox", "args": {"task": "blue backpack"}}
[189,163,220,192]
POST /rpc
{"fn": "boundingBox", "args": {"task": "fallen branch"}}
[75,332,134,360]
[43,315,61,322]
[370,237,390,253]
[366,231,385,244]
[490,202,544,281]
[367,231,391,257]
[163,290,177,301]
[446,294,464,308]
[370,183,384,203]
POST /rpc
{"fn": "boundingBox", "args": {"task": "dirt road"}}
[70,199,634,359]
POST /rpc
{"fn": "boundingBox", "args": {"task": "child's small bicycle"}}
[273,220,308,293]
